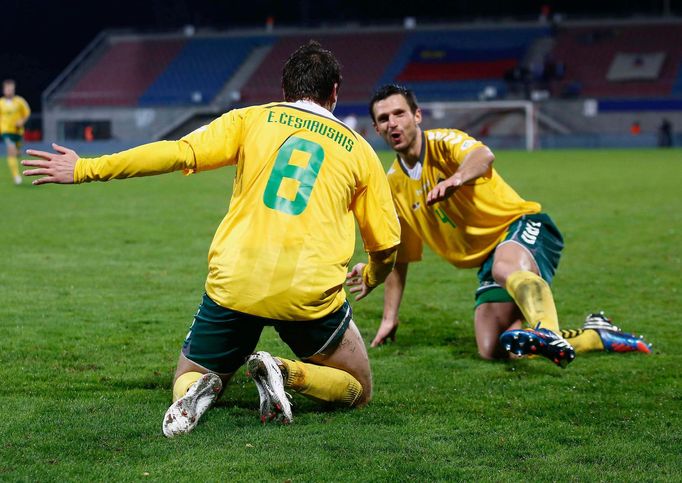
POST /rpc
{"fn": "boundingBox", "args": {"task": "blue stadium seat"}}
[378,27,549,101]
[672,62,682,97]
[138,36,273,106]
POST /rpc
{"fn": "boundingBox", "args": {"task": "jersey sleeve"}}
[351,147,401,253]
[444,130,484,163]
[180,108,245,173]
[74,140,198,182]
[435,130,493,183]
[19,97,31,118]
[396,216,423,263]
[75,108,247,182]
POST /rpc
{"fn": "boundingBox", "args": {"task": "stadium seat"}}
[63,38,186,106]
[551,23,682,98]
[241,32,406,104]
[139,36,273,106]
[379,27,550,101]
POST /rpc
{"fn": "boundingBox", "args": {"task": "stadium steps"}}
[213,44,275,106]
[64,37,186,106]
[43,31,112,107]
[138,36,273,106]
[151,45,277,140]
[151,41,278,140]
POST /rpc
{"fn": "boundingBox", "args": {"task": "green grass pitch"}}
[1,148,680,480]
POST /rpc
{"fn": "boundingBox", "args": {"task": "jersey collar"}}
[396,130,426,179]
[289,100,340,123]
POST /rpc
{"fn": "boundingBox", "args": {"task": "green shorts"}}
[475,213,564,307]
[1,133,22,147]
[181,293,353,373]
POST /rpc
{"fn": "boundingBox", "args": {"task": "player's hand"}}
[371,318,399,347]
[346,262,374,301]
[22,143,79,185]
[426,176,462,205]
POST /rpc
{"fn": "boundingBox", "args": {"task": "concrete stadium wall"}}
[43,106,197,143]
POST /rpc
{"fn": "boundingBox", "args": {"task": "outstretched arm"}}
[371,262,408,347]
[426,146,495,205]
[22,140,199,185]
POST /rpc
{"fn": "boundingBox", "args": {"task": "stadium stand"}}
[673,64,682,97]
[139,36,273,106]
[40,20,682,150]
[240,32,406,104]
[551,22,682,98]
[380,26,552,101]
[63,38,185,106]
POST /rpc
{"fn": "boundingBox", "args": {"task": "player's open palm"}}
[22,143,79,185]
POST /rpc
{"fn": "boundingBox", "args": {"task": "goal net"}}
[419,100,537,151]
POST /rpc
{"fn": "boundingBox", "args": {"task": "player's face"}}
[3,83,15,97]
[372,94,422,153]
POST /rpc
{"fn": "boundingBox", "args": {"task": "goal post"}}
[419,100,537,151]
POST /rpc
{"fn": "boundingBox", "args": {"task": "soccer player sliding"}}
[367,84,652,365]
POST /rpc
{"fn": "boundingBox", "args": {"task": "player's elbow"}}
[365,247,398,287]
[483,147,495,167]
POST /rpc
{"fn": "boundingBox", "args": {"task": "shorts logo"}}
[520,220,542,245]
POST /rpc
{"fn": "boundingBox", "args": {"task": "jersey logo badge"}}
[434,207,456,228]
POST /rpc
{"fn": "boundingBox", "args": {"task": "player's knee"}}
[347,371,372,407]
[353,381,372,407]
[478,348,496,360]
[477,340,498,360]
[477,334,508,361]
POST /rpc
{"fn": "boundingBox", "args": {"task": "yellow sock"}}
[278,359,363,407]
[505,270,560,333]
[561,329,604,353]
[7,155,19,177]
[172,371,203,402]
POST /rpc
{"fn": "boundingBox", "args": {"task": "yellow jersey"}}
[75,101,400,320]
[388,129,541,268]
[0,95,30,135]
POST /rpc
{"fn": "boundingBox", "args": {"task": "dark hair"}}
[368,84,419,121]
[281,40,342,104]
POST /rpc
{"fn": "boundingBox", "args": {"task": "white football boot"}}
[246,351,293,424]
[162,372,222,437]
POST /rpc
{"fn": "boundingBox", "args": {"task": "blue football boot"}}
[583,312,652,354]
[500,323,576,368]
